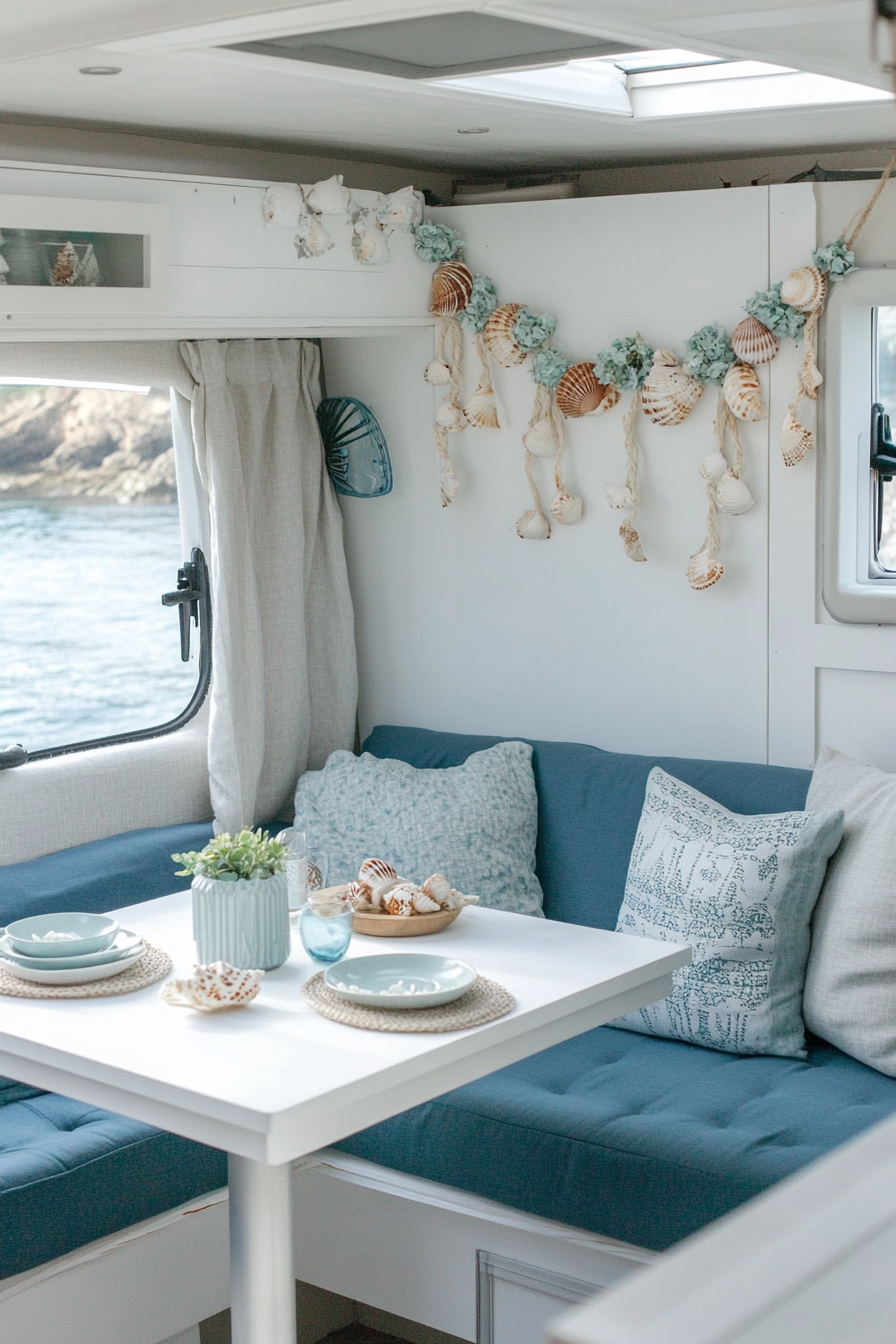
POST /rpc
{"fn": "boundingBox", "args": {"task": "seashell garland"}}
[305,174,353,215]
[604,481,635,511]
[516,507,552,540]
[716,470,754,515]
[780,407,814,466]
[294,212,334,259]
[161,961,263,1011]
[377,185,424,232]
[723,362,764,422]
[699,449,729,484]
[641,350,704,426]
[351,211,390,265]
[619,520,646,563]
[551,489,583,525]
[555,363,619,418]
[730,315,779,365]
[483,304,528,368]
[687,548,724,591]
[522,415,560,457]
[424,359,451,386]
[464,386,500,429]
[435,396,466,432]
[431,261,474,317]
[781,265,826,314]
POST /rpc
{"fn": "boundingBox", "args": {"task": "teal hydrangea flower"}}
[459,274,498,332]
[685,323,735,385]
[412,221,463,264]
[744,284,807,340]
[594,334,654,391]
[812,237,857,281]
[531,348,572,387]
[512,307,557,352]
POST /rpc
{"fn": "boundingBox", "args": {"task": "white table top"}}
[0,895,689,1164]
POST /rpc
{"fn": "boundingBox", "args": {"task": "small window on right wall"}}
[873,307,896,572]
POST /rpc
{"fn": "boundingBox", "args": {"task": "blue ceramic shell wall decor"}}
[317,396,393,498]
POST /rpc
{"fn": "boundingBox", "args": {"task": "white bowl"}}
[3,912,120,958]
[324,953,477,1010]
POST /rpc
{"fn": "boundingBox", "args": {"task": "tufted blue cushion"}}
[338,1025,896,1251]
[0,1092,227,1278]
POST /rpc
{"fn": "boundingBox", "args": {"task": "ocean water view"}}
[0,500,199,755]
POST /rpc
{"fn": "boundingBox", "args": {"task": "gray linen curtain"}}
[180,339,357,831]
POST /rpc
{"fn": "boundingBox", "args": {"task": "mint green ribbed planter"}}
[191,872,290,970]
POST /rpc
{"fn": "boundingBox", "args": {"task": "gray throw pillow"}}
[803,748,896,1074]
[612,767,844,1057]
[293,741,544,916]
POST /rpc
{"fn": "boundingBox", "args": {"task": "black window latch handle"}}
[871,403,896,480]
[161,555,204,662]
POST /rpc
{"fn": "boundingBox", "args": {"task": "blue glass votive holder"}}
[299,905,353,963]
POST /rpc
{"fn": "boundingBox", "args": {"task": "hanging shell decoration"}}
[730,315,779,365]
[161,961,264,1012]
[699,449,729,484]
[464,386,500,429]
[781,265,827,314]
[305,174,354,215]
[641,350,704,426]
[352,210,391,265]
[430,261,475,316]
[716,471,755,516]
[555,363,619,418]
[781,407,814,467]
[687,548,724,591]
[424,359,451,386]
[516,507,552,540]
[551,489,582,525]
[522,414,560,457]
[604,482,635,511]
[294,211,334,259]
[722,362,764,422]
[435,396,466,432]
[619,520,646,563]
[483,304,528,367]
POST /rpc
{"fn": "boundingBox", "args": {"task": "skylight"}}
[433,49,892,117]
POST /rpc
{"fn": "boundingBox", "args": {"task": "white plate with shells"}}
[324,953,477,1009]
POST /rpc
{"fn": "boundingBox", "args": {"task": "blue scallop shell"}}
[316,397,393,499]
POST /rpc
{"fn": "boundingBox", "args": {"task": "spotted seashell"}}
[412,889,441,914]
[52,241,77,286]
[294,213,334,259]
[522,415,559,457]
[161,961,263,1012]
[555,363,619,419]
[687,548,724,591]
[780,408,814,466]
[641,350,704,427]
[604,482,634,511]
[435,396,466,432]
[483,304,527,368]
[619,521,647,562]
[424,359,451,386]
[304,174,353,215]
[359,858,399,895]
[382,883,418,916]
[716,471,754,516]
[347,880,376,912]
[781,265,826,314]
[723,362,764,422]
[430,261,474,317]
[699,449,728,484]
[464,387,500,429]
[550,489,583,526]
[730,316,779,365]
[516,507,551,540]
[421,873,453,907]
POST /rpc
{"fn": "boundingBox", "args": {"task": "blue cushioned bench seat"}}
[335,726,896,1250]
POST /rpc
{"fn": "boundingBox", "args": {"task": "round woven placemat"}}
[0,944,172,999]
[302,972,515,1032]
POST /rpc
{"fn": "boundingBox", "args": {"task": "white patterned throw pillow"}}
[612,768,844,1058]
[293,742,544,916]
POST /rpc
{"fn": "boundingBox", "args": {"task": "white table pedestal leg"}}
[229,1155,296,1344]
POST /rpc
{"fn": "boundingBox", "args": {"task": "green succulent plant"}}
[172,828,287,882]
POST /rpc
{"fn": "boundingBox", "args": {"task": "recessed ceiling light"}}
[79,66,122,76]
[457,127,490,134]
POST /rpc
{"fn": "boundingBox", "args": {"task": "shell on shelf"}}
[294,213,334,258]
[781,265,826,313]
[352,212,391,265]
[305,174,353,214]
[604,482,634,511]
[161,961,264,1012]
[483,304,527,367]
[687,549,724,591]
[516,507,552,540]
[723,362,764,422]
[551,489,583,525]
[424,359,451,386]
[262,183,305,229]
[619,520,647,562]
[430,261,474,316]
[522,416,560,457]
[781,407,814,466]
[464,386,500,429]
[555,363,619,418]
[699,449,729,484]
[730,315,779,365]
[716,471,755,515]
[435,396,466,432]
[377,185,424,232]
[641,350,704,426]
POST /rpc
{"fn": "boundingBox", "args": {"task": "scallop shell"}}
[262,183,305,229]
[516,507,551,540]
[424,359,451,386]
[522,416,560,457]
[641,350,704,426]
[687,549,724,591]
[421,873,453,906]
[347,880,376,912]
[619,521,647,562]
[382,883,417,917]
[730,316,779,365]
[294,213,334,258]
[352,214,391,265]
[551,490,583,526]
[604,482,634,511]
[699,449,729,484]
[781,265,826,313]
[555,363,619,419]
[304,174,353,215]
[435,396,466,432]
[464,387,500,429]
[412,889,442,914]
[359,858,399,894]
[780,408,814,466]
[723,362,764,422]
[716,471,755,515]
[161,961,263,1012]
[483,304,527,368]
[430,261,474,317]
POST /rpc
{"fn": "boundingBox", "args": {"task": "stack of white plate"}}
[0,912,145,985]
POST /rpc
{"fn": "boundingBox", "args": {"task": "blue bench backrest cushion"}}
[363,726,812,929]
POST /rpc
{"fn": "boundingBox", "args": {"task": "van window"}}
[0,381,206,758]
[874,306,896,571]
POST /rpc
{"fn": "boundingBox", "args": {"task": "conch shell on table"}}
[723,362,764,422]
[781,265,826,313]
[420,874,478,911]
[555,363,619,419]
[483,304,527,367]
[641,350,703,426]
[304,174,353,215]
[161,962,263,1012]
[730,316,779,365]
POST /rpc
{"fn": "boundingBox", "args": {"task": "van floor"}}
[323,1329,405,1344]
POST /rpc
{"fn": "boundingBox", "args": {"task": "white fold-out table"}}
[0,892,689,1344]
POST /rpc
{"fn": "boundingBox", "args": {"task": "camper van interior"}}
[3,3,896,1343]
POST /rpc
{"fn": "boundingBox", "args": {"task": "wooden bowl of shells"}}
[342,858,478,938]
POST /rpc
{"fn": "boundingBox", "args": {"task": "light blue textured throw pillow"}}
[293,742,544,916]
[613,768,844,1058]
